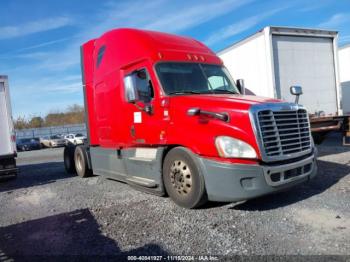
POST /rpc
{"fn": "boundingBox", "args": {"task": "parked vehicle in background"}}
[63,28,317,209]
[0,75,18,179]
[218,26,347,144]
[41,135,66,148]
[40,136,50,148]
[16,138,41,151]
[64,133,86,145]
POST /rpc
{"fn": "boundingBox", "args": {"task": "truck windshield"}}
[155,63,239,95]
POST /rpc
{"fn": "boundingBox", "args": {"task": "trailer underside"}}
[0,154,18,179]
[310,116,350,145]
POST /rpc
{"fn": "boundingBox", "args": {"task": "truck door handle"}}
[130,125,136,137]
[187,108,229,122]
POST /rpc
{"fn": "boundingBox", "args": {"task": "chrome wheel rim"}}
[170,160,192,195]
[76,153,83,173]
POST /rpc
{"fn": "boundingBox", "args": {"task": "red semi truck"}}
[64,28,317,208]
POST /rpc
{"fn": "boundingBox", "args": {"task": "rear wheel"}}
[64,146,76,174]
[74,146,92,178]
[163,147,207,209]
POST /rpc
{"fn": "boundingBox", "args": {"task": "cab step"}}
[128,157,154,162]
[126,176,157,188]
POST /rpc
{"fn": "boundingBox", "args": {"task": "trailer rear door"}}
[272,35,338,115]
[0,81,13,156]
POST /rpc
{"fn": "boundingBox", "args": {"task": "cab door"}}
[122,64,166,146]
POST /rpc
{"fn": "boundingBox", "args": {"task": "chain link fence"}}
[15,124,86,139]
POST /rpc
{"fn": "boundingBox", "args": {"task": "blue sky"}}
[0,0,350,118]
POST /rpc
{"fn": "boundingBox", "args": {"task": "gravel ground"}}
[0,133,349,260]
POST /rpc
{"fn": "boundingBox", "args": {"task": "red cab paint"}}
[82,29,278,158]
[68,28,317,208]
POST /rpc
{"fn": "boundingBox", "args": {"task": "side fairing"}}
[81,40,98,145]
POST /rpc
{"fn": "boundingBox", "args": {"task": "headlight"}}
[215,136,257,158]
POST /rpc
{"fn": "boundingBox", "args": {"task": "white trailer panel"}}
[339,44,350,114]
[218,26,341,116]
[0,76,15,156]
[272,35,337,115]
[218,32,275,98]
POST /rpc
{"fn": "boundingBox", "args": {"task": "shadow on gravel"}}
[316,132,350,157]
[231,159,350,211]
[0,162,74,193]
[0,208,169,259]
[317,146,350,158]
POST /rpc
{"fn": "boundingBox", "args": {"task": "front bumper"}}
[198,152,317,202]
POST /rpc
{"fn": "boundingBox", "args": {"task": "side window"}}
[208,75,229,90]
[125,69,154,103]
[96,45,106,68]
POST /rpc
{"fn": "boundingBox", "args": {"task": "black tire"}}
[64,146,76,174]
[74,146,92,178]
[163,147,207,209]
[312,132,327,145]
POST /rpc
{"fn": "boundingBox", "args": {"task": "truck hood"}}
[169,94,282,112]
[166,94,283,159]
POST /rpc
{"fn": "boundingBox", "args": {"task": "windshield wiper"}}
[212,89,238,94]
[167,90,202,95]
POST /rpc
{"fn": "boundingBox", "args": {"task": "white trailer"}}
[0,75,17,178]
[339,44,350,115]
[218,26,345,140]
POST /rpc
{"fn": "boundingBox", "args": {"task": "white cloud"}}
[76,0,253,41]
[7,0,258,116]
[47,82,82,93]
[14,52,51,59]
[318,13,350,29]
[0,16,73,39]
[15,0,254,72]
[14,78,83,95]
[298,0,331,12]
[204,7,286,46]
[143,0,253,33]
[17,37,74,52]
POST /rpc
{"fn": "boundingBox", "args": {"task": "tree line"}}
[14,104,85,130]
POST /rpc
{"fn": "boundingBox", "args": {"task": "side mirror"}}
[124,75,138,103]
[236,79,245,95]
[290,86,303,104]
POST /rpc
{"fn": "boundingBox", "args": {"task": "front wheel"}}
[163,147,207,209]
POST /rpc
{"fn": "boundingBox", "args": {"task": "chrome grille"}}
[257,109,311,157]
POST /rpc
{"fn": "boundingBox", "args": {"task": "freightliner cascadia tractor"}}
[64,28,317,208]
